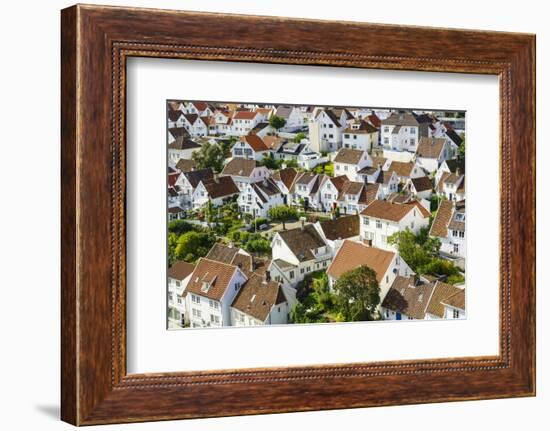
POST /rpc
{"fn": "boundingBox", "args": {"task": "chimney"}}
[363,238,372,247]
[409,274,419,288]
[264,270,271,283]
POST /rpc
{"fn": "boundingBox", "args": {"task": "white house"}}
[271,167,300,199]
[374,170,400,197]
[416,137,452,174]
[181,114,209,137]
[435,159,465,186]
[429,199,466,261]
[269,223,331,288]
[275,105,305,131]
[342,119,379,151]
[220,158,270,191]
[167,137,201,162]
[211,109,232,136]
[174,168,214,209]
[318,175,347,212]
[167,261,195,328]
[387,160,425,184]
[381,275,436,320]
[238,179,285,218]
[308,108,348,153]
[380,111,428,154]
[436,167,465,201]
[167,109,186,128]
[314,215,360,256]
[185,258,248,328]
[231,111,261,135]
[424,282,465,320]
[192,176,240,208]
[232,134,270,161]
[359,200,431,251]
[290,172,320,210]
[336,181,365,215]
[326,240,412,302]
[183,101,215,117]
[230,273,290,326]
[333,149,372,181]
[405,176,433,200]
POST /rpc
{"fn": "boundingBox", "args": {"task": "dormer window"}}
[201,281,210,293]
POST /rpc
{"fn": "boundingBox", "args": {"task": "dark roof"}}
[441,289,465,311]
[183,113,199,125]
[168,127,191,139]
[381,111,419,127]
[358,183,380,205]
[206,243,240,264]
[277,224,326,262]
[429,200,454,237]
[221,158,260,177]
[251,179,282,201]
[337,181,364,200]
[445,128,463,146]
[319,215,360,241]
[202,176,240,199]
[382,276,435,319]
[272,167,299,190]
[183,168,214,188]
[333,148,366,164]
[322,109,342,127]
[167,109,184,122]
[295,172,317,186]
[344,119,378,134]
[168,136,201,151]
[410,176,433,192]
[417,137,446,159]
[426,282,464,318]
[168,261,195,281]
[231,274,286,322]
[175,158,196,173]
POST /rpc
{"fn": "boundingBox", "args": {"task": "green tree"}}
[293,132,307,143]
[261,154,282,170]
[174,231,216,263]
[168,219,195,236]
[191,141,225,172]
[333,266,380,321]
[457,133,466,162]
[269,115,286,131]
[388,229,440,271]
[268,205,298,230]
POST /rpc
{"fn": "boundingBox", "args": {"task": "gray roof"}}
[277,224,326,262]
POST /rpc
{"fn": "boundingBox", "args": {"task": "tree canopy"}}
[191,141,225,172]
[268,115,286,131]
[293,132,307,143]
[173,231,216,263]
[268,205,298,230]
[333,265,380,321]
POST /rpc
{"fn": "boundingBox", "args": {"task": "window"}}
[192,294,200,304]
[329,134,334,138]
[459,231,465,238]
[453,243,459,253]
[385,309,390,318]
[344,134,350,139]
[168,293,173,301]
[411,221,415,229]
[329,124,334,128]
[192,308,201,318]
[384,127,389,133]
[410,138,415,146]
[386,275,389,283]
[175,280,181,287]
[384,137,389,144]
[453,309,460,319]
[376,220,382,229]
[289,271,295,279]
[300,268,305,274]
[363,217,370,226]
[177,298,182,304]
[452,230,458,237]
[306,266,311,272]
[235,282,241,291]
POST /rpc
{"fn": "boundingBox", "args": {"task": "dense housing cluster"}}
[166,101,466,329]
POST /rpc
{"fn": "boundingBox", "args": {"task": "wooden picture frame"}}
[61,4,536,426]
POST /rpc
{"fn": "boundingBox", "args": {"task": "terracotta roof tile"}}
[242,134,269,152]
[327,240,395,283]
[426,281,464,318]
[221,158,260,177]
[186,258,239,301]
[381,276,435,319]
[277,224,326,262]
[440,289,465,311]
[429,200,454,237]
[417,137,446,159]
[231,274,286,322]
[168,261,195,281]
[202,176,240,199]
[334,148,366,164]
[319,215,360,241]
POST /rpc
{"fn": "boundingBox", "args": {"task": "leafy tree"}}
[284,159,299,169]
[293,132,307,143]
[174,231,216,263]
[269,115,286,131]
[268,205,298,230]
[244,234,271,255]
[333,266,380,321]
[388,229,440,271]
[168,219,195,236]
[457,133,466,163]
[191,141,225,172]
[261,154,282,170]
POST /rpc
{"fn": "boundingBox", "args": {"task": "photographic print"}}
[166,101,466,329]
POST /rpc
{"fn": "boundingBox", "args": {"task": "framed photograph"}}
[61,4,536,425]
